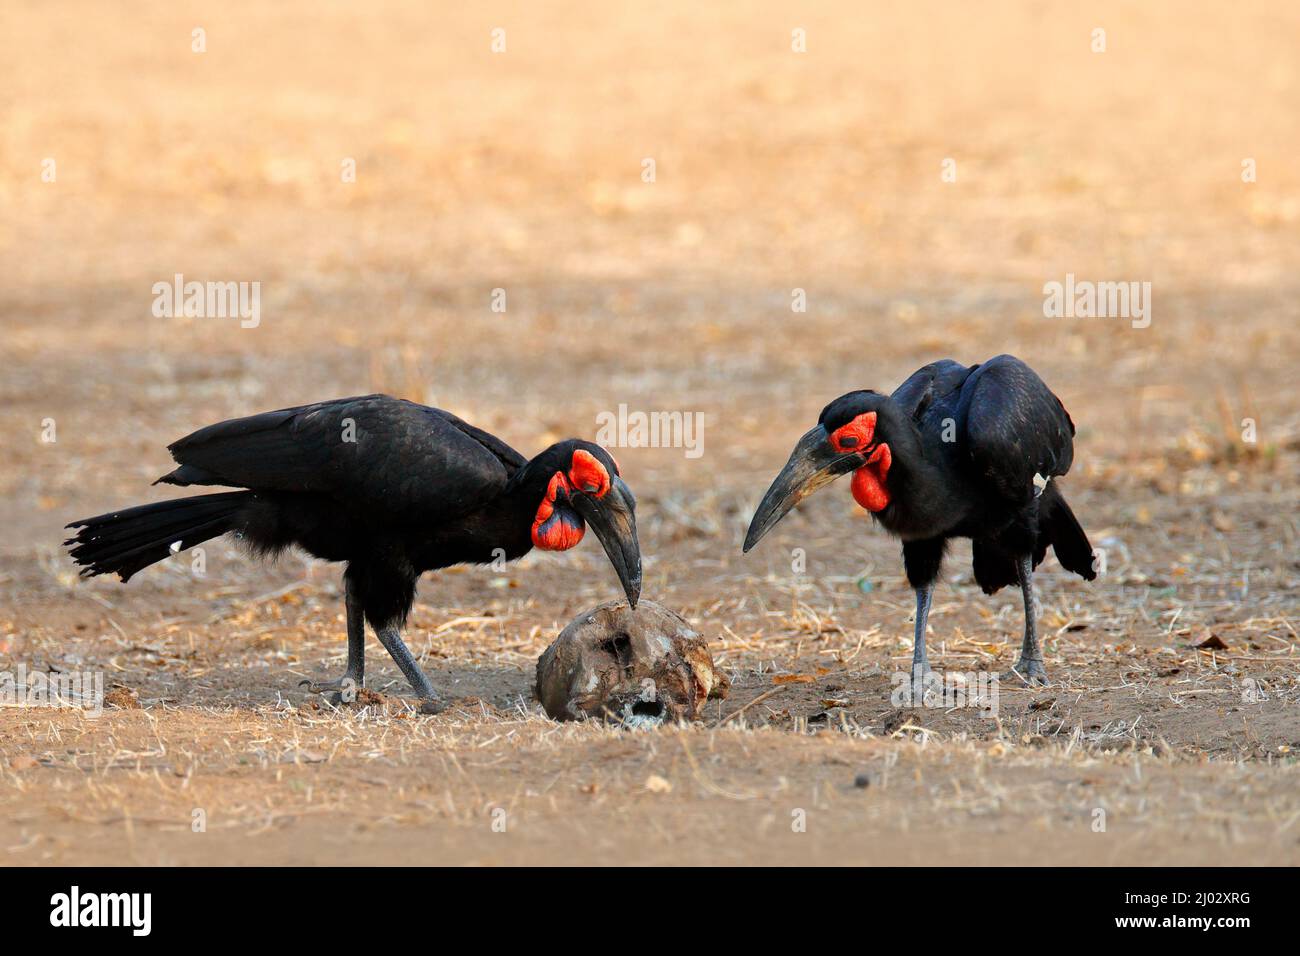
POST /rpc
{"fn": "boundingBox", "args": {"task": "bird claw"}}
[417,697,446,716]
[298,677,362,705]
[1002,660,1050,686]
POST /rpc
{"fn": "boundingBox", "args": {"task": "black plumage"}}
[66,395,641,706]
[745,355,1095,685]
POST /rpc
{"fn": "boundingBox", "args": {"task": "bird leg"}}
[1005,554,1050,686]
[374,623,442,710]
[899,580,941,707]
[915,580,935,671]
[901,538,944,700]
[300,575,366,703]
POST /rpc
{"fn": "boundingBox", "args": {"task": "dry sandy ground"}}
[1,1,1297,865]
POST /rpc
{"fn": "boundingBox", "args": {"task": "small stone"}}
[355,688,386,708]
[644,774,673,794]
[104,686,140,709]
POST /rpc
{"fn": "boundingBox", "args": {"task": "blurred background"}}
[3,1,1296,517]
[0,1,1296,865]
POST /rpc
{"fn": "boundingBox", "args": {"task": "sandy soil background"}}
[1,1,1297,865]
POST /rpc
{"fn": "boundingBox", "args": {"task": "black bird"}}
[65,395,641,706]
[744,355,1095,685]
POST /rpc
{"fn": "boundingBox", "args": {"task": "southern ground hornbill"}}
[65,395,641,707]
[744,355,1095,685]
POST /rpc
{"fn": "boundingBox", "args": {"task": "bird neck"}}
[868,409,955,538]
[502,454,557,510]
[496,453,568,555]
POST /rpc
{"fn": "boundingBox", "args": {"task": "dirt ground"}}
[1,1,1298,866]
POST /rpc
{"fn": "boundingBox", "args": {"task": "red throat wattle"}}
[531,472,585,550]
[532,450,615,551]
[851,442,892,512]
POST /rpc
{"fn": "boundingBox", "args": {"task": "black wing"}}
[890,359,976,421]
[956,355,1076,503]
[158,395,527,523]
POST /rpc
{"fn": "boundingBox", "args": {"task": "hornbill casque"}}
[743,355,1096,686]
[65,394,641,708]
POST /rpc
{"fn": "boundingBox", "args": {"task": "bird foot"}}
[298,676,362,705]
[907,662,934,700]
[896,662,938,707]
[1002,659,1050,686]
[417,697,446,716]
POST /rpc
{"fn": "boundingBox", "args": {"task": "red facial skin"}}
[830,412,892,513]
[531,450,613,551]
[568,448,611,498]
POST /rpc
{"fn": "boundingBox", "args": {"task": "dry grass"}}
[1,0,1298,864]
[4,699,1298,865]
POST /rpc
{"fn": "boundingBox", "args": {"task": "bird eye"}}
[830,411,877,454]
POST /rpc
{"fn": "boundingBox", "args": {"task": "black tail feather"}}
[971,538,1017,595]
[1041,484,1096,581]
[65,492,250,582]
[972,484,1095,593]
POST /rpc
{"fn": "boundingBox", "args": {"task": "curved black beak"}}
[572,476,642,608]
[743,425,860,553]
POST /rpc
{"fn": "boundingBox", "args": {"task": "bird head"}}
[743,391,895,553]
[530,440,641,608]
